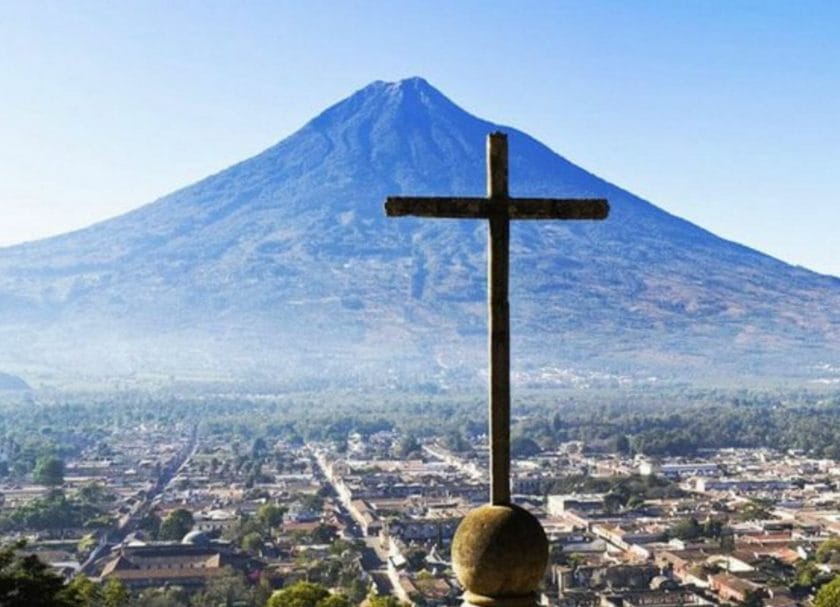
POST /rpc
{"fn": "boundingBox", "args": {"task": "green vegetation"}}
[0,542,87,607]
[0,490,100,532]
[817,538,840,564]
[157,509,195,541]
[258,503,286,529]
[266,581,349,607]
[736,499,774,522]
[366,595,408,607]
[189,567,262,607]
[666,517,724,541]
[543,474,684,510]
[1,389,838,477]
[33,454,65,486]
[510,436,541,457]
[816,575,840,607]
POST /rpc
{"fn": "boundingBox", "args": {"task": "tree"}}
[33,455,64,486]
[613,434,631,455]
[138,511,161,540]
[404,546,427,572]
[0,541,81,607]
[669,517,702,541]
[817,538,840,564]
[742,590,764,607]
[77,534,98,559]
[158,509,194,541]
[737,499,773,522]
[64,574,102,607]
[441,430,468,453]
[129,586,189,607]
[101,578,129,607]
[510,436,541,458]
[310,523,337,544]
[241,531,264,555]
[396,434,421,458]
[318,595,352,607]
[190,567,254,607]
[603,492,623,515]
[794,559,820,588]
[367,594,407,607]
[251,437,268,457]
[257,503,285,528]
[266,581,329,607]
[815,575,840,607]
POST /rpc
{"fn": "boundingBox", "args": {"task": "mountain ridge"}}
[0,77,837,389]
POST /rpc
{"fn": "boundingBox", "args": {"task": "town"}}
[1,393,839,607]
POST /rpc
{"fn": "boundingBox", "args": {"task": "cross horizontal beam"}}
[385,196,609,220]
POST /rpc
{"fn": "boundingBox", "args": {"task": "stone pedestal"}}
[452,504,549,607]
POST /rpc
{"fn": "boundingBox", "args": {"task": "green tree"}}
[510,436,541,457]
[129,586,189,607]
[396,434,421,458]
[794,559,820,588]
[241,531,264,555]
[737,500,773,522]
[190,567,254,607]
[266,581,329,607]
[33,455,64,486]
[815,575,840,607]
[138,511,161,540]
[0,541,81,607]
[817,538,840,564]
[102,578,129,607]
[65,574,102,606]
[158,509,194,541]
[318,595,351,607]
[77,534,98,560]
[669,517,702,541]
[367,594,407,607]
[257,503,285,529]
[310,524,337,544]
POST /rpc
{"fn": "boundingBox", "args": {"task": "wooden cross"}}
[385,132,609,505]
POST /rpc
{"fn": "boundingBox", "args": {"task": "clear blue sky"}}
[1,1,838,275]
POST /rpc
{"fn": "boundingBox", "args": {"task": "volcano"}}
[1,77,837,390]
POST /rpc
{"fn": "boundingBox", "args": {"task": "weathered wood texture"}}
[385,197,608,220]
[384,131,609,507]
[487,133,511,505]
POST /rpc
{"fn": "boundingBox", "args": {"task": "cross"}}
[385,132,609,505]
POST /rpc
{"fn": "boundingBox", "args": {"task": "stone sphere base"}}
[451,503,549,605]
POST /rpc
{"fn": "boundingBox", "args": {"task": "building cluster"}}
[2,422,839,607]
[0,420,194,577]
[320,434,840,607]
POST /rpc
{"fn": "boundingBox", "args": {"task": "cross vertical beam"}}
[487,133,510,505]
[384,132,608,511]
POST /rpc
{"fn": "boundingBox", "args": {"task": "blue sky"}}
[1,1,838,275]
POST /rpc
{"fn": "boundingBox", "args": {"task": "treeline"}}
[535,400,840,458]
[2,389,839,468]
